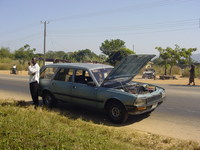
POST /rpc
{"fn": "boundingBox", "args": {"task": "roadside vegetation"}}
[140,64,200,78]
[0,40,199,77]
[0,99,199,150]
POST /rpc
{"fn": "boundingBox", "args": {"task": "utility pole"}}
[199,18,200,29]
[41,21,49,65]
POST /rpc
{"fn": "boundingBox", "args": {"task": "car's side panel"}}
[51,80,73,102]
[39,78,53,96]
[96,87,136,109]
[70,82,98,107]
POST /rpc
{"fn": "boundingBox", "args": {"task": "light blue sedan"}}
[39,55,166,123]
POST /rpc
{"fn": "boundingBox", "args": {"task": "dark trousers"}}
[30,82,39,106]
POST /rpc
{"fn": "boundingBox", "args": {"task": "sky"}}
[0,0,200,56]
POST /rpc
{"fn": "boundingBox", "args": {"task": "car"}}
[142,68,156,79]
[39,55,166,123]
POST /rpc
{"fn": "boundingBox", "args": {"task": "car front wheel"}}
[107,102,128,124]
[43,92,57,108]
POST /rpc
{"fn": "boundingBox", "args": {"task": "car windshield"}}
[92,68,113,84]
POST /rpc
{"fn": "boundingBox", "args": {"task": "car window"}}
[54,68,73,82]
[40,67,58,79]
[75,69,93,85]
[92,68,113,84]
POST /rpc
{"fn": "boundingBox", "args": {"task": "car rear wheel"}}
[43,92,57,108]
[107,102,128,124]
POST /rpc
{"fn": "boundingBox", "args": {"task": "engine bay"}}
[116,81,156,94]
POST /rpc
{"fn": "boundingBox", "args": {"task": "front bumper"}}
[125,98,164,115]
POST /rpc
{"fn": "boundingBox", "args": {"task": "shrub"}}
[0,64,11,70]
[181,67,190,77]
[16,64,24,71]
[0,58,13,63]
[171,66,182,75]
[182,65,200,78]
[0,60,26,71]
[151,65,181,75]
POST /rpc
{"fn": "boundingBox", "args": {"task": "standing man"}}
[28,58,40,107]
[188,64,195,86]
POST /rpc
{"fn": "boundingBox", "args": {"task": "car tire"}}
[43,92,57,108]
[107,102,128,124]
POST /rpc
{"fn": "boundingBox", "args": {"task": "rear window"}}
[40,67,58,79]
[54,68,74,82]
[74,69,93,84]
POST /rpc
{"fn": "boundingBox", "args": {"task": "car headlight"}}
[161,90,166,98]
[134,98,147,106]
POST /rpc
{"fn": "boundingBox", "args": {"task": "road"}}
[0,74,200,143]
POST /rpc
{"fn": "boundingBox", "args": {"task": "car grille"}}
[147,94,162,103]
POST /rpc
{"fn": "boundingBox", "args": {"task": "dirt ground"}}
[135,76,200,85]
[0,70,200,85]
[0,70,28,76]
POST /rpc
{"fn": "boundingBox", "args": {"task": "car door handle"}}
[52,83,56,86]
[72,86,76,89]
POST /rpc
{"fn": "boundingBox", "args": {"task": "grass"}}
[0,99,200,150]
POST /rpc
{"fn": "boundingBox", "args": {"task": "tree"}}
[0,47,11,58]
[155,46,171,75]
[46,51,55,59]
[46,51,66,59]
[98,54,107,63]
[55,51,66,59]
[14,44,36,65]
[179,48,197,65]
[74,49,99,62]
[156,45,180,75]
[155,45,197,75]
[108,48,135,65]
[167,45,181,75]
[100,39,126,56]
[63,52,75,62]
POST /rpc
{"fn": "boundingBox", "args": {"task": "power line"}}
[47,18,198,36]
[0,33,42,46]
[48,27,197,38]
[49,0,196,22]
[0,23,40,37]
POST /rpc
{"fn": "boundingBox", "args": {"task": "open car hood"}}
[101,54,155,86]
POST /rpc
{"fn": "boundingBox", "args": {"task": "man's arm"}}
[28,63,38,75]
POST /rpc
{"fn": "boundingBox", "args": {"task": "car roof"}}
[44,63,113,70]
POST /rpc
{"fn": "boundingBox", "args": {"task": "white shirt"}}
[28,63,40,83]
[13,65,16,69]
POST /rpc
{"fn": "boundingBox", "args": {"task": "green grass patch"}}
[0,99,199,150]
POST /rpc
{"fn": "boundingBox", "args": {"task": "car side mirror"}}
[87,81,96,87]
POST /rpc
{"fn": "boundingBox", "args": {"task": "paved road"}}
[0,74,200,143]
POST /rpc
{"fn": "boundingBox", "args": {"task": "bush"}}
[182,65,200,78]
[0,58,13,63]
[151,65,181,75]
[0,64,11,70]
[0,60,26,71]
[195,65,200,78]
[181,68,190,77]
[16,64,24,71]
[171,66,182,75]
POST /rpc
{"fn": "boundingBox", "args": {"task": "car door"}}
[51,68,74,102]
[71,69,98,107]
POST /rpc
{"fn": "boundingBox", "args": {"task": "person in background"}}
[12,64,17,74]
[28,58,40,107]
[188,64,195,86]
